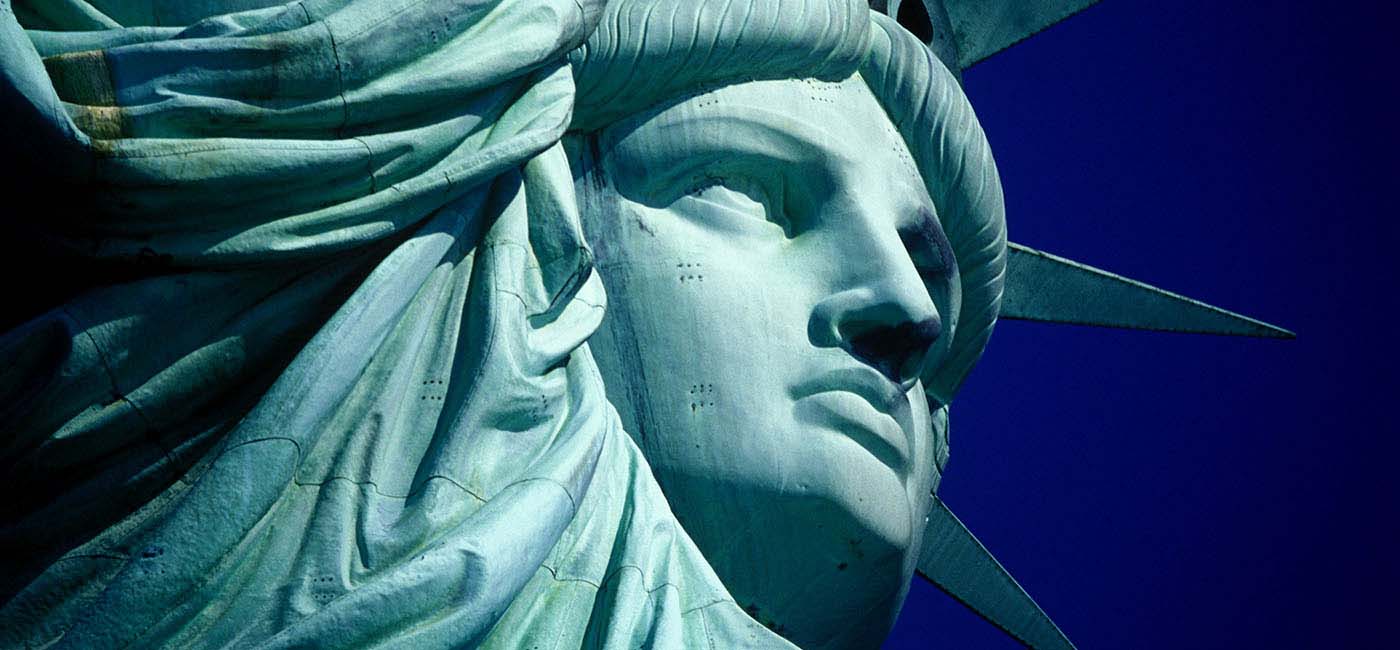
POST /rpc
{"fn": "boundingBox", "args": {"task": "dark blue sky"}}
[885,2,1398,649]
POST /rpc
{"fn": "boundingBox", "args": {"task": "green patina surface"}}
[0,1,1285,648]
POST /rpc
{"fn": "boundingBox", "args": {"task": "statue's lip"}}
[790,367,914,473]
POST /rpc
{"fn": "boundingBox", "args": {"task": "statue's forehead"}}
[693,75,869,108]
[601,73,925,199]
[637,74,897,143]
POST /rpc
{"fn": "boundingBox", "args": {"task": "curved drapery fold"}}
[13,0,591,266]
[0,2,795,648]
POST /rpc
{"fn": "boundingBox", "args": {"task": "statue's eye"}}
[685,176,794,237]
[900,209,956,284]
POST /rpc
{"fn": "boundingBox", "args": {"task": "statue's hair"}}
[569,1,1006,405]
[568,0,870,132]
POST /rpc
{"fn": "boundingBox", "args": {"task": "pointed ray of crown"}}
[943,0,1104,69]
[1003,243,1294,338]
[880,0,1105,74]
[918,498,1076,650]
[876,1,1292,340]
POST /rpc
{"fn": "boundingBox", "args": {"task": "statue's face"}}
[576,75,958,648]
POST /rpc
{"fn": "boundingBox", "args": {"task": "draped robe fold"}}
[0,2,795,647]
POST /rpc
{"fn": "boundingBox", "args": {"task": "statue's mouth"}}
[790,367,917,474]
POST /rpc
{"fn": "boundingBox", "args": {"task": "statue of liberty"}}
[0,0,1289,648]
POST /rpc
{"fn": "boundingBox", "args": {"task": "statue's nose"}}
[809,279,943,389]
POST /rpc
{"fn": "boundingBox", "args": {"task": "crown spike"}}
[938,0,1105,69]
[1001,242,1295,338]
[918,497,1077,650]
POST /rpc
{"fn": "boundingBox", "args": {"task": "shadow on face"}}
[571,75,958,650]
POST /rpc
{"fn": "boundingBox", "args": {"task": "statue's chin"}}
[655,470,917,650]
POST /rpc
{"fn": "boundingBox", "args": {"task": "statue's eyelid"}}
[686,174,795,236]
[900,215,954,279]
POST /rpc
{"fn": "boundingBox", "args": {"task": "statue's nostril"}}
[848,318,942,383]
